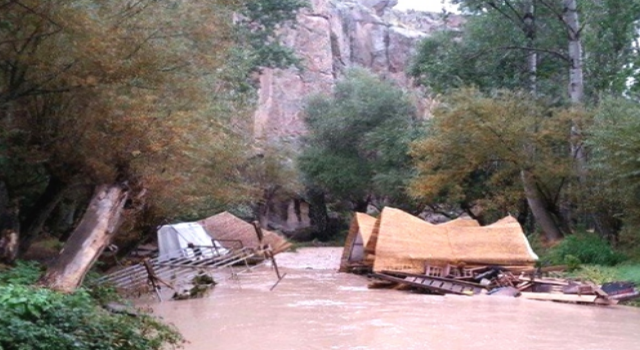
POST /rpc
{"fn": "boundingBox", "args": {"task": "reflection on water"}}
[151,248,640,350]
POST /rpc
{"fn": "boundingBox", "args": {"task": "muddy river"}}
[152,248,640,350]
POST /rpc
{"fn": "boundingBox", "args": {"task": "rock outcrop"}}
[253,0,462,145]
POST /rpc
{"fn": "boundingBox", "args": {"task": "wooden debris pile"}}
[371,264,640,306]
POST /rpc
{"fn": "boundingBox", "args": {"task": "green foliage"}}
[0,261,43,285]
[568,264,640,292]
[587,97,640,225]
[569,264,640,306]
[544,234,627,266]
[409,88,575,220]
[617,227,640,262]
[0,0,310,249]
[237,0,308,70]
[0,285,183,350]
[410,2,566,96]
[0,262,183,350]
[298,68,420,208]
[563,254,582,272]
[581,0,640,96]
[416,0,640,100]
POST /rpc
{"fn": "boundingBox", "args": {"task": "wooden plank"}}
[520,277,570,286]
[382,270,485,288]
[520,292,598,303]
[373,272,484,296]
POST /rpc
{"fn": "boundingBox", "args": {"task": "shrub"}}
[0,262,183,350]
[563,254,582,272]
[0,260,43,285]
[545,234,627,266]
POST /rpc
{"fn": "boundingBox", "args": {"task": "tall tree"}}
[0,0,306,291]
[412,0,640,237]
[298,68,420,212]
[410,88,576,239]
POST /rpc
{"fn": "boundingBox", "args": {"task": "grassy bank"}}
[567,264,640,307]
[531,231,640,306]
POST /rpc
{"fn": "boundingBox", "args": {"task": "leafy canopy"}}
[587,97,640,224]
[298,68,419,206]
[409,88,575,219]
[413,0,640,100]
[0,0,308,231]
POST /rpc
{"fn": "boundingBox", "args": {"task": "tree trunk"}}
[19,176,70,254]
[256,186,278,228]
[306,187,332,241]
[563,0,584,105]
[521,170,563,241]
[563,0,587,182]
[38,184,129,292]
[0,180,7,214]
[521,1,563,240]
[524,0,537,94]
[562,0,617,237]
[0,180,20,264]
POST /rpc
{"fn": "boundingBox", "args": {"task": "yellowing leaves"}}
[409,88,580,217]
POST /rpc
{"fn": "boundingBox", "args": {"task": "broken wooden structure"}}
[368,263,639,306]
[94,243,284,301]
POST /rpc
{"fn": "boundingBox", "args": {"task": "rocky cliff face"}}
[253,0,463,145]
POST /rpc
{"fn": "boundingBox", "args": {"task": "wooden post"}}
[142,258,173,302]
[252,221,264,244]
[266,247,286,291]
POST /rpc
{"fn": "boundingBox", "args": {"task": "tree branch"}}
[500,45,570,62]
[537,0,577,36]
[485,1,524,29]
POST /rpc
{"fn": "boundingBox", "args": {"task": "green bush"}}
[0,261,43,285]
[563,254,582,272]
[0,262,183,350]
[545,234,627,266]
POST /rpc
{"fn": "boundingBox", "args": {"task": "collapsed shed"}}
[359,207,537,274]
[199,211,291,255]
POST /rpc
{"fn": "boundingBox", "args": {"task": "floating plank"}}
[520,292,599,303]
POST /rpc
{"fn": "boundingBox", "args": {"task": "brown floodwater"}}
[151,248,640,350]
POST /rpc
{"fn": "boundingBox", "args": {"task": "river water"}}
[152,248,640,350]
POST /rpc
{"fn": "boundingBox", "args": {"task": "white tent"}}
[157,222,228,260]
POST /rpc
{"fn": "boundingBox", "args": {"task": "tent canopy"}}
[157,222,228,260]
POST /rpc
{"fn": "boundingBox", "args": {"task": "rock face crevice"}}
[253,0,462,145]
